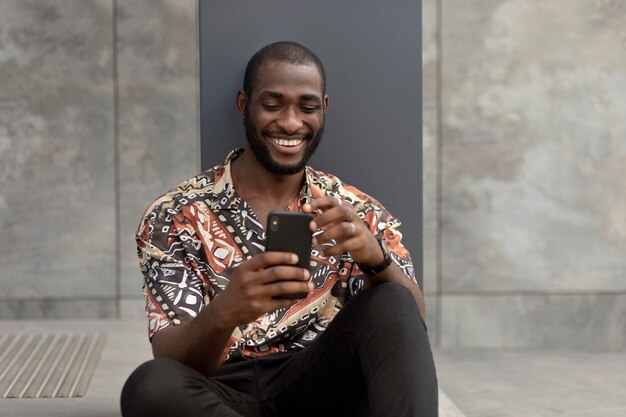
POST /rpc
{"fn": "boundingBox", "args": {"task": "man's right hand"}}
[151,251,310,376]
[212,252,312,329]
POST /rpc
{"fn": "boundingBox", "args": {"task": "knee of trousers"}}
[346,282,423,337]
[120,358,202,417]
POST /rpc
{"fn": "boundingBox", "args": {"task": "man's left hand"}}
[302,185,383,266]
[303,186,426,318]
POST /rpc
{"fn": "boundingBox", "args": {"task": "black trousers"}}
[120,283,438,417]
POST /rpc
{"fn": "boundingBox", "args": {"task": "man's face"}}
[239,60,328,175]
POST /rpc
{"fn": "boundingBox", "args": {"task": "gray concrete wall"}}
[423,0,626,351]
[0,0,198,319]
[1,0,624,351]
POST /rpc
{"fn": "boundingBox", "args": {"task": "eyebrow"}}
[258,91,322,102]
[300,93,322,102]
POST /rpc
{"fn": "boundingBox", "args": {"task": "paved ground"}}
[0,320,151,417]
[2,319,623,417]
[435,349,626,417]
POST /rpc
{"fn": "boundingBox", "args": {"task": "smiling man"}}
[121,41,437,417]
[240,58,326,176]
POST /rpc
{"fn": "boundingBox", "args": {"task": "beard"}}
[243,111,324,176]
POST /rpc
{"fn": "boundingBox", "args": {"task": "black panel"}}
[199,0,423,286]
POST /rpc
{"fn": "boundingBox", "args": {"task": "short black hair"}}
[243,41,326,98]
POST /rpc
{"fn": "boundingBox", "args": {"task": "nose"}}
[276,107,303,134]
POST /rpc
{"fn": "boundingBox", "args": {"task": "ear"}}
[236,90,247,118]
[323,95,329,115]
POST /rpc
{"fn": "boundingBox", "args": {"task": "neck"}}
[231,147,305,208]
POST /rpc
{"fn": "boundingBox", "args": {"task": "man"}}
[121,41,437,417]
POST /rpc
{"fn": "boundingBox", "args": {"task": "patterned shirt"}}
[137,149,416,364]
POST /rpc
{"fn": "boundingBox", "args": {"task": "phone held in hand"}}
[266,210,313,300]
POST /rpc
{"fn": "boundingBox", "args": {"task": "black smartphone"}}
[266,210,313,300]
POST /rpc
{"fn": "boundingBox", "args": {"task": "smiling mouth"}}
[270,137,304,147]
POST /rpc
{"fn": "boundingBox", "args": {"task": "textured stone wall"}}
[1,0,624,350]
[116,0,198,317]
[0,0,116,318]
[0,0,198,318]
[423,0,626,350]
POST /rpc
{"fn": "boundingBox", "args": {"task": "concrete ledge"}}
[0,320,465,416]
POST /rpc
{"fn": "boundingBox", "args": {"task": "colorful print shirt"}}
[137,149,416,364]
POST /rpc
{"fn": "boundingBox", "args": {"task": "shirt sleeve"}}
[136,200,207,340]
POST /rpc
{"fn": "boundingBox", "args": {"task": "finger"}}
[248,252,298,270]
[307,196,342,212]
[305,186,342,211]
[315,221,358,245]
[321,236,363,257]
[257,265,310,284]
[312,204,354,230]
[302,185,326,213]
[263,280,314,299]
[313,205,358,230]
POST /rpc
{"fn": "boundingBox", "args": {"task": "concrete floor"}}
[1,320,624,417]
[0,320,152,417]
[435,349,626,417]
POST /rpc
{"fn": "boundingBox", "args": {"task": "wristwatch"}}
[357,237,392,276]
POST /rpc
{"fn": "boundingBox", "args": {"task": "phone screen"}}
[266,211,313,299]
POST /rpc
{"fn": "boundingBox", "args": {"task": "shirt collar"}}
[210,149,317,212]
[300,166,315,207]
[210,148,244,211]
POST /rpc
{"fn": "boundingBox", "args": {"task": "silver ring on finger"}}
[350,222,356,236]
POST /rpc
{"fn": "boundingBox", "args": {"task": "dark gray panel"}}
[199,0,423,286]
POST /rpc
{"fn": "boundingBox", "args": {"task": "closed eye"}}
[301,106,321,113]
[262,103,280,111]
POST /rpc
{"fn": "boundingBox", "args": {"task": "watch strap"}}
[357,237,392,276]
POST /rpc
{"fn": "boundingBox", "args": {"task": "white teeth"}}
[273,137,303,147]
